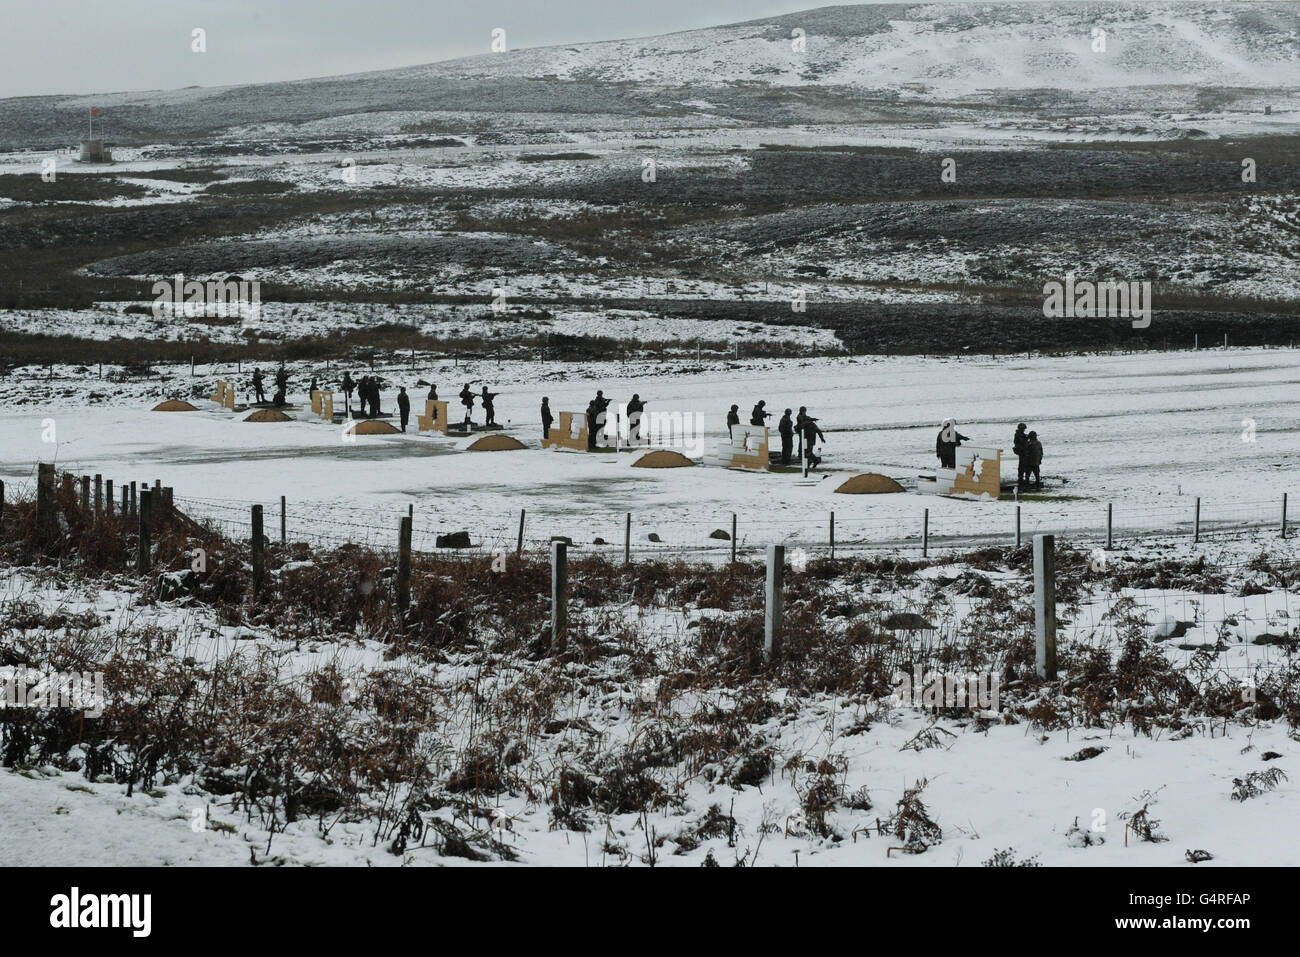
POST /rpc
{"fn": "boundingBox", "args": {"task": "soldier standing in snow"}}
[342,371,356,415]
[800,412,825,471]
[1026,431,1044,489]
[1013,423,1030,488]
[935,418,969,469]
[459,383,474,425]
[750,401,772,427]
[480,386,499,426]
[626,393,646,443]
[726,404,740,440]
[778,408,794,465]
[251,369,266,403]
[397,387,411,432]
[541,397,553,440]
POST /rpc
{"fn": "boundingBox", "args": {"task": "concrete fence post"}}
[764,544,785,661]
[1033,534,1057,680]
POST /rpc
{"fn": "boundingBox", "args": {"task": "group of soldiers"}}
[250,364,289,406]
[340,372,386,419]
[936,420,1046,488]
[456,383,500,426]
[728,401,826,469]
[1012,423,1045,489]
[337,376,502,431]
[538,390,647,449]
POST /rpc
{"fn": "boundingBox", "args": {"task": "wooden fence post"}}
[1106,502,1113,549]
[106,479,113,516]
[80,475,90,513]
[137,489,152,574]
[517,508,525,556]
[280,495,287,544]
[551,539,568,652]
[764,545,785,661]
[251,505,264,598]
[1194,497,1201,544]
[1282,493,1288,539]
[922,508,929,558]
[120,485,128,516]
[1015,505,1021,548]
[397,515,412,615]
[36,463,56,543]
[94,474,102,516]
[1033,534,1057,680]
[829,511,835,559]
[731,513,737,563]
[129,481,137,518]
[624,512,631,565]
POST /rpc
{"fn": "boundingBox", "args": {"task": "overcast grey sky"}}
[0,0,840,98]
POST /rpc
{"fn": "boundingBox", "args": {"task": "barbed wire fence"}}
[168,489,1295,565]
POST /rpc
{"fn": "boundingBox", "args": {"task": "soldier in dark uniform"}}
[480,386,499,426]
[586,396,600,450]
[935,419,969,469]
[342,372,356,415]
[589,390,610,448]
[626,394,646,443]
[1026,431,1043,489]
[800,412,825,470]
[795,406,808,459]
[778,408,794,465]
[726,404,740,440]
[750,401,772,427]
[459,383,474,425]
[1013,423,1030,488]
[397,387,411,432]
[541,397,554,439]
[252,369,266,403]
[274,363,288,399]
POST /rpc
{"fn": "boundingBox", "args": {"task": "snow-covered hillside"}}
[416,2,1300,94]
[2,3,1297,148]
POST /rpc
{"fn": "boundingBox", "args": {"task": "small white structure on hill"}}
[78,139,112,163]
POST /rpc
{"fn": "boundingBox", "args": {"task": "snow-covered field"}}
[1,345,1297,555]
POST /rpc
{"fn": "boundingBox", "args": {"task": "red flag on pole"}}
[91,108,99,115]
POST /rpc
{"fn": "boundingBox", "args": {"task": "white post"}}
[1033,534,1057,680]
[764,545,784,660]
